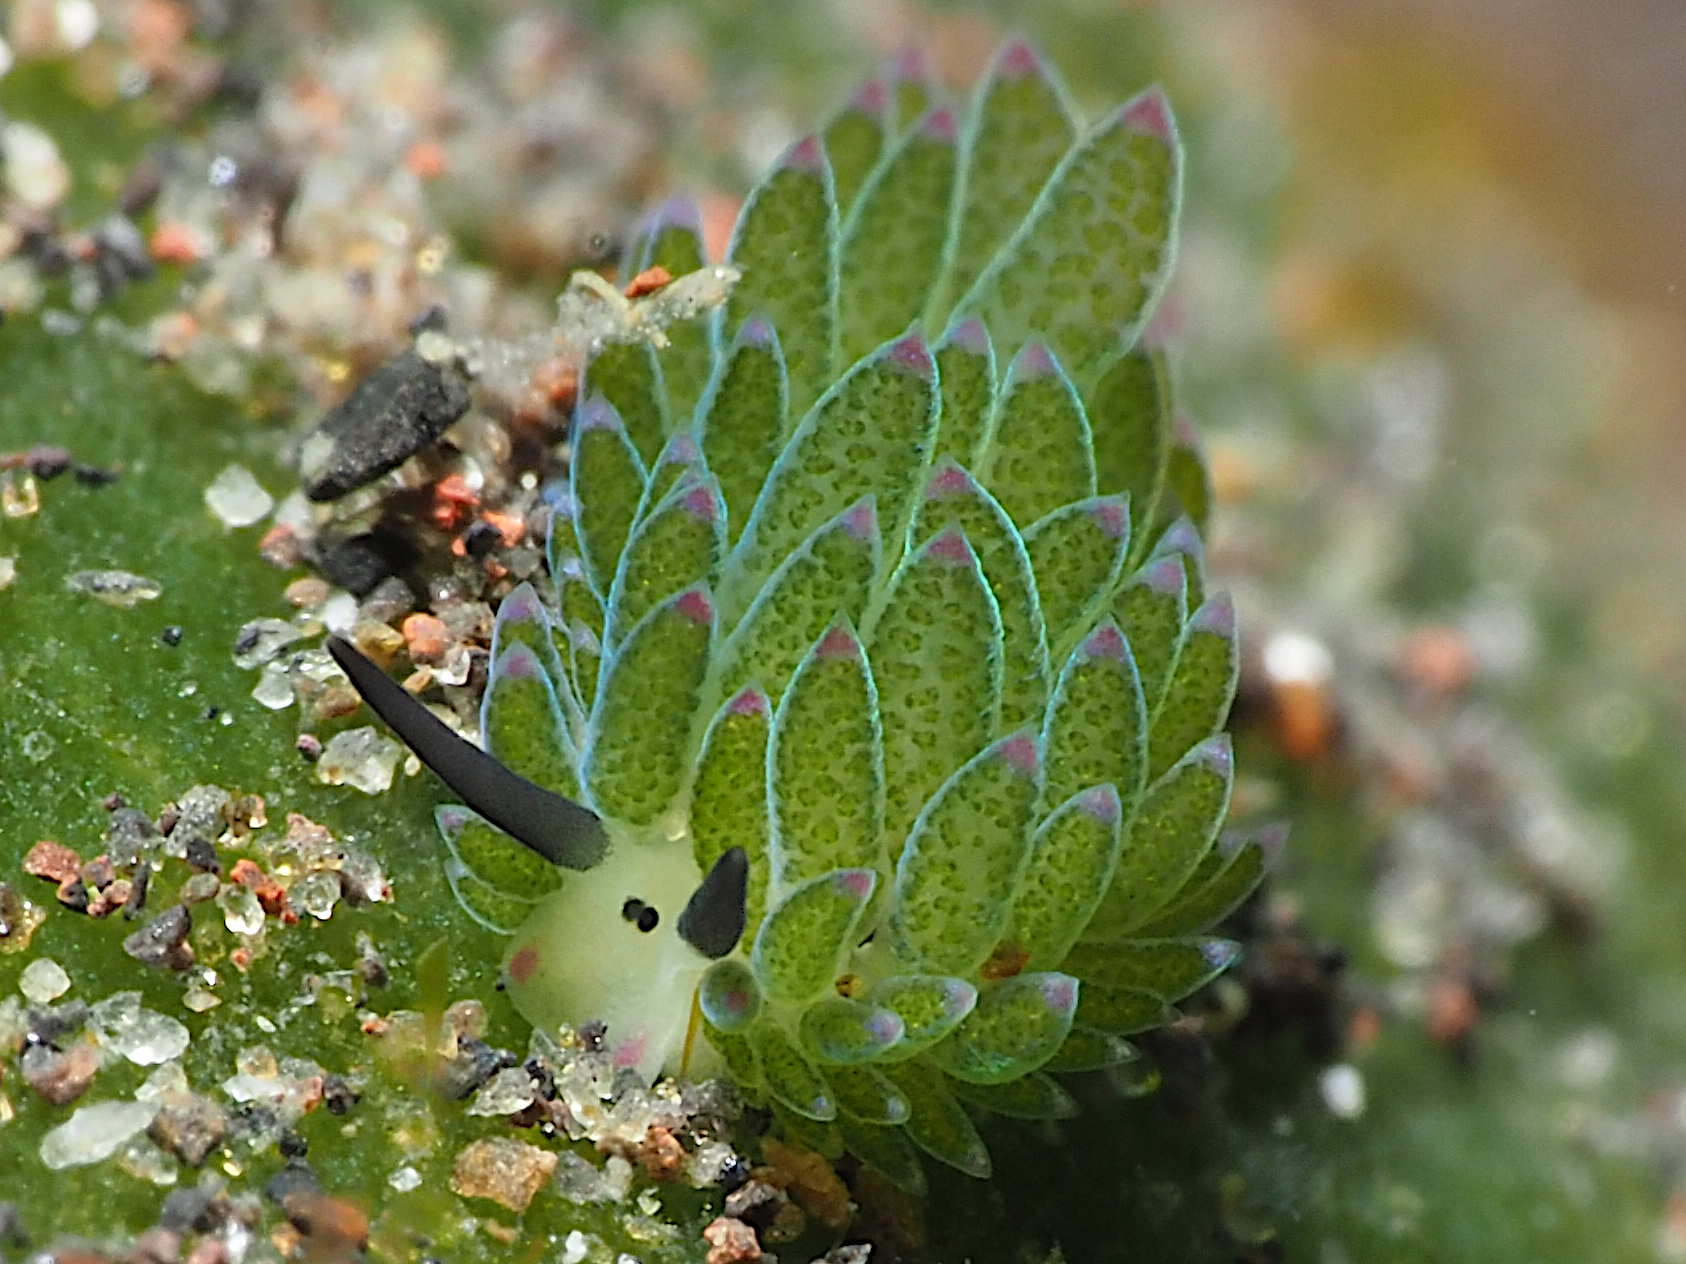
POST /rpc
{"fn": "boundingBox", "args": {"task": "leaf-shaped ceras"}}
[322,37,1260,1185]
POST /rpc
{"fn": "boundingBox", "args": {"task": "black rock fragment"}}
[159,1187,219,1235]
[264,1160,320,1205]
[433,1038,516,1100]
[24,1001,89,1047]
[122,903,194,969]
[315,528,417,597]
[299,349,471,502]
[183,834,221,874]
[322,1076,361,1116]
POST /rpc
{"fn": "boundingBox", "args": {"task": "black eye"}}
[622,898,659,933]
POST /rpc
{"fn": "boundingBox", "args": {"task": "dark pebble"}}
[408,305,447,335]
[102,791,126,811]
[72,463,121,487]
[278,1133,308,1159]
[25,446,74,479]
[315,528,417,597]
[717,1155,753,1192]
[524,1058,557,1102]
[0,1202,26,1250]
[263,1160,320,1205]
[159,1189,218,1236]
[299,349,471,502]
[25,1001,89,1047]
[460,518,502,557]
[183,835,221,874]
[108,807,158,852]
[433,1038,516,1100]
[322,1076,361,1116]
[122,904,193,969]
[124,862,152,919]
[160,626,184,647]
[55,878,89,913]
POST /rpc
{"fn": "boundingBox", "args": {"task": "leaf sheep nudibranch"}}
[330,37,1273,1190]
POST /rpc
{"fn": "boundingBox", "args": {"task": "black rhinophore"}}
[326,635,609,871]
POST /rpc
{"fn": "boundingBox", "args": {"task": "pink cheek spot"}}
[612,1031,650,1071]
[725,990,750,1017]
[508,945,540,985]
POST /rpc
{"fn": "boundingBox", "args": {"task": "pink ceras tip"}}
[890,45,931,83]
[1083,623,1128,661]
[925,526,973,565]
[1118,86,1174,143]
[920,108,958,143]
[497,644,540,678]
[1011,341,1058,379]
[1080,784,1122,826]
[850,78,888,115]
[662,432,701,464]
[841,497,878,539]
[674,588,714,625]
[886,330,933,378]
[925,461,975,498]
[997,39,1043,80]
[1091,497,1129,539]
[1141,557,1186,595]
[834,869,876,901]
[576,393,621,431]
[728,687,770,718]
[1039,975,1078,1013]
[816,624,860,659]
[784,134,826,173]
[943,317,990,356]
[739,313,777,347]
[500,582,542,620]
[997,731,1040,778]
[682,484,718,522]
[1193,592,1236,637]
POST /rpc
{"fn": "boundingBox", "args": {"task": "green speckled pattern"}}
[839,110,960,363]
[419,42,1259,1187]
[1087,345,1172,548]
[480,644,582,801]
[957,88,1182,387]
[604,474,723,649]
[698,317,789,544]
[584,339,670,467]
[725,335,937,617]
[799,996,905,1063]
[912,461,1050,729]
[886,732,1041,975]
[1087,735,1234,937]
[926,971,1079,1084]
[1148,593,1239,778]
[981,343,1098,525]
[726,137,839,416]
[752,868,876,1002]
[1040,620,1149,811]
[583,586,714,824]
[1003,784,1124,970]
[866,528,1005,852]
[1023,492,1132,661]
[930,41,1079,324]
[569,396,648,597]
[751,1021,836,1120]
[766,621,885,889]
[931,318,997,467]
[715,497,880,705]
[690,688,773,933]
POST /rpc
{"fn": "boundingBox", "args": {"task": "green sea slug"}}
[330,38,1271,1188]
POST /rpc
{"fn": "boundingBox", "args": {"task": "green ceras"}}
[333,38,1273,1189]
